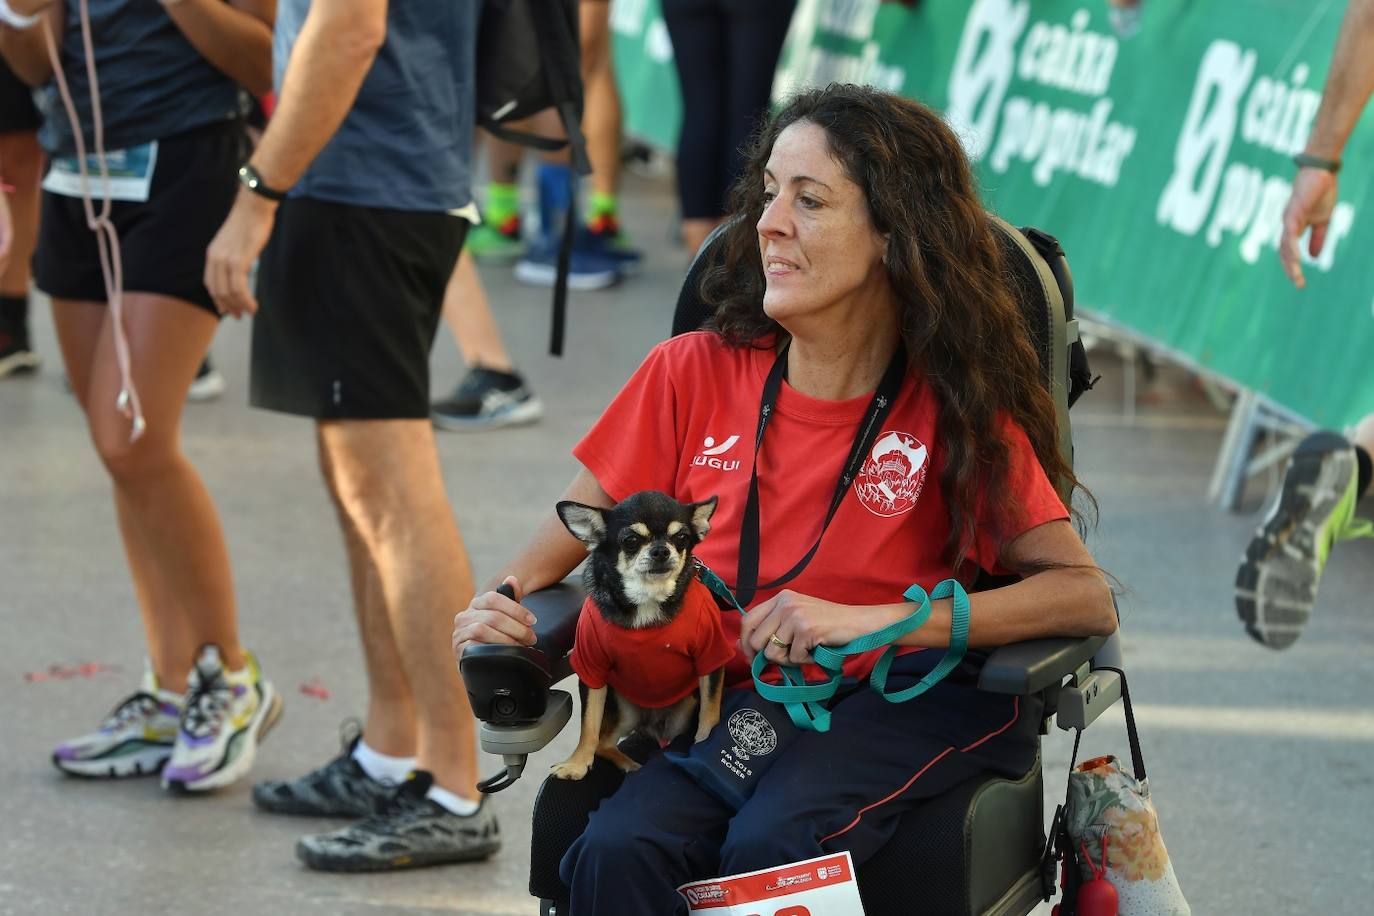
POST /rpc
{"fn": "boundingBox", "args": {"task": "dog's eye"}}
[621,535,641,552]
[670,532,692,548]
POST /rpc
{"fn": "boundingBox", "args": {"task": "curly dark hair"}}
[699,83,1090,572]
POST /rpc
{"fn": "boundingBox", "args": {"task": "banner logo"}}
[948,2,1137,187]
[1157,40,1356,273]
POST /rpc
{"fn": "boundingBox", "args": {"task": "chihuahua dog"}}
[551,491,731,780]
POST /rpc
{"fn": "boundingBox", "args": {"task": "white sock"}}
[351,739,416,785]
[224,663,254,686]
[426,783,481,816]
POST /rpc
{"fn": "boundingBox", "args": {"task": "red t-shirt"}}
[572,332,1069,689]
[570,578,737,708]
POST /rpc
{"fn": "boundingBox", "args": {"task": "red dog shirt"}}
[570,577,737,708]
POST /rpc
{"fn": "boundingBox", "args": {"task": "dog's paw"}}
[694,720,719,744]
[550,759,591,780]
[615,758,641,773]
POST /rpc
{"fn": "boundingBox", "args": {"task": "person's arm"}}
[204,0,387,317]
[1280,0,1374,288]
[0,186,12,275]
[0,1,63,87]
[740,519,1116,667]
[451,468,613,662]
[162,0,275,97]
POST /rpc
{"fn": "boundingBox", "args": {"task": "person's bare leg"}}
[482,129,525,186]
[682,217,724,259]
[317,418,479,798]
[440,250,514,373]
[52,299,196,690]
[580,0,620,201]
[70,294,242,684]
[317,428,419,757]
[0,130,41,296]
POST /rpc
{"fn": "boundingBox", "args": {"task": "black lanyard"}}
[734,341,907,607]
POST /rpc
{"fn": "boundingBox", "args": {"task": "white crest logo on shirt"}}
[854,430,929,518]
[691,434,743,471]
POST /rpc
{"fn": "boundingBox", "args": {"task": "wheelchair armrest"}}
[527,581,585,678]
[977,634,1107,696]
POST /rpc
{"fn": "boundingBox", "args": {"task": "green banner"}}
[615,0,1374,427]
[611,0,682,149]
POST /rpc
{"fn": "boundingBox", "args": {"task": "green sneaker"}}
[1235,431,1374,649]
[466,213,525,265]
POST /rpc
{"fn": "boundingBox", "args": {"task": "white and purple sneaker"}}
[52,664,182,778]
[163,645,282,793]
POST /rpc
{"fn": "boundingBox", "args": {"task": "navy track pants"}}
[559,652,1042,915]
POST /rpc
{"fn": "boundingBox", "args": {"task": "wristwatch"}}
[1293,152,1341,174]
[238,163,288,201]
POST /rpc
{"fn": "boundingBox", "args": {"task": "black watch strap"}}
[1293,152,1341,174]
[238,163,288,201]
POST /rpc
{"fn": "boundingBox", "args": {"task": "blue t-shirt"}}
[275,0,478,212]
[39,0,240,156]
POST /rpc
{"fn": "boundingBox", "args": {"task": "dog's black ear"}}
[556,500,608,548]
[689,496,718,540]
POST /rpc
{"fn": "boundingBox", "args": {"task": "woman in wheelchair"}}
[453,84,1117,914]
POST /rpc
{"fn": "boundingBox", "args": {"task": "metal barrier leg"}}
[1209,389,1258,509]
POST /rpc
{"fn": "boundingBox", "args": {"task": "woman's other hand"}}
[452,576,538,669]
[739,590,902,667]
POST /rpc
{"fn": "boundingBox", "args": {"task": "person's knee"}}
[92,422,178,484]
[561,807,661,884]
[720,813,815,874]
[318,421,439,536]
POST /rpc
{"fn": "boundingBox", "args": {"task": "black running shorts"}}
[33,119,245,316]
[250,197,468,420]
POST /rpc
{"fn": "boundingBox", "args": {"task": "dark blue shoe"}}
[582,213,644,277]
[514,232,621,290]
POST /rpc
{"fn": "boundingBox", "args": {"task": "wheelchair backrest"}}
[669,216,1089,498]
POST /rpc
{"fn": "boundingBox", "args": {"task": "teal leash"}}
[697,563,971,733]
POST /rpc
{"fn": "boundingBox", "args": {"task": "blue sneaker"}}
[514,232,621,290]
[582,213,644,277]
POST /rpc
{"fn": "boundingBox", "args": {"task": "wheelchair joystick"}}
[463,581,577,794]
[477,755,527,794]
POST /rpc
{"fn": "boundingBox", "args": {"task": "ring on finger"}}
[768,633,790,651]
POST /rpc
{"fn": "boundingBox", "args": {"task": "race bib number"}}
[42,141,158,203]
[679,852,866,916]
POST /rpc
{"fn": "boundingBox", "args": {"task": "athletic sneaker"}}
[162,646,282,793]
[431,366,543,432]
[514,231,621,291]
[253,728,397,818]
[0,325,40,378]
[296,771,500,872]
[1236,430,1374,649]
[51,663,182,778]
[583,212,643,277]
[187,358,225,402]
[467,213,525,265]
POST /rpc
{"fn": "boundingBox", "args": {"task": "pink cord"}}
[42,0,144,441]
